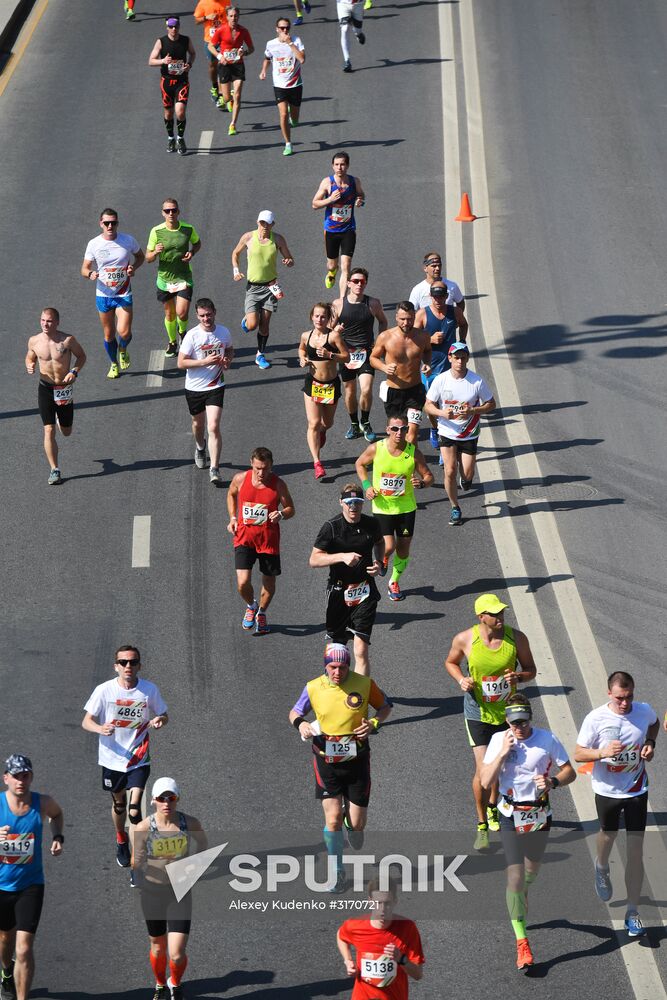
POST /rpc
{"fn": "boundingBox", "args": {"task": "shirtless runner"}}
[370,301,431,445]
[25,308,86,485]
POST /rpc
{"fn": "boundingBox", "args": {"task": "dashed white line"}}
[131,516,151,568]
[146,349,165,388]
[198,130,214,155]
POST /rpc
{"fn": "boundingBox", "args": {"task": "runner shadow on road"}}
[31,971,349,998]
[382,695,460,725]
[518,919,632,977]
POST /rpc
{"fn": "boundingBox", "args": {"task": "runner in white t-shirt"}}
[177,297,234,487]
[260,16,305,156]
[481,695,575,971]
[81,208,144,379]
[424,342,495,526]
[408,252,465,310]
[81,645,168,870]
[575,670,659,938]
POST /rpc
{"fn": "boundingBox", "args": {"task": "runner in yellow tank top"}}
[444,593,537,850]
[231,210,295,369]
[355,412,433,602]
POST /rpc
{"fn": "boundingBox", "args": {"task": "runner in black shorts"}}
[149,17,196,154]
[384,383,427,423]
[289,644,392,892]
[310,483,385,675]
[234,546,281,578]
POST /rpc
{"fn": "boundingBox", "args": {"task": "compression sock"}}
[348,409,359,424]
[340,24,352,61]
[169,957,188,987]
[165,117,174,137]
[176,118,186,138]
[104,339,118,363]
[257,334,268,354]
[323,827,344,874]
[165,317,178,343]
[2,963,14,979]
[127,0,135,7]
[506,889,527,940]
[116,831,128,844]
[391,555,409,583]
[177,318,188,337]
[524,870,538,892]
[117,334,131,350]
[360,409,371,425]
[150,951,167,987]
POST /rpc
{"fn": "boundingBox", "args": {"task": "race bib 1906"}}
[324,737,357,763]
[360,954,397,987]
[344,582,370,607]
[0,834,35,864]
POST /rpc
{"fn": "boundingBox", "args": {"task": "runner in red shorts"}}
[149,16,196,155]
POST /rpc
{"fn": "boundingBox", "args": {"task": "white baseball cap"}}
[257,210,275,225]
[152,777,180,799]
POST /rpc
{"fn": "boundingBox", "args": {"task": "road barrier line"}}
[198,130,214,155]
[146,349,165,387]
[131,516,151,568]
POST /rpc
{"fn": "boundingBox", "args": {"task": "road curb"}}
[0,0,33,55]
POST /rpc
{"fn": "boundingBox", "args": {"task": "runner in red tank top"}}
[226,446,295,635]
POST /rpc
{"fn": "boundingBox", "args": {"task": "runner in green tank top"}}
[145,198,201,358]
[231,210,295,370]
[355,412,432,602]
[444,593,537,850]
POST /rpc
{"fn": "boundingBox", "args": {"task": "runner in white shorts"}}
[337,0,366,73]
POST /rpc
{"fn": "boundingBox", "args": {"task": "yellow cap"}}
[474,593,508,616]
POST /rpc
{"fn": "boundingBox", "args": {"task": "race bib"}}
[406,407,422,424]
[222,48,240,62]
[53,384,73,406]
[269,282,284,300]
[242,503,268,525]
[607,745,641,773]
[331,204,352,223]
[202,345,223,361]
[0,834,35,865]
[360,955,397,988]
[167,60,185,75]
[111,699,147,729]
[379,473,406,497]
[345,349,367,370]
[166,280,188,293]
[324,737,357,763]
[480,675,512,703]
[513,807,547,835]
[277,56,293,73]
[344,582,370,607]
[149,834,188,860]
[101,265,128,289]
[311,380,336,405]
[451,401,465,415]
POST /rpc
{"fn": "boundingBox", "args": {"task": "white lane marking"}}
[447,2,667,994]
[438,4,463,287]
[146,350,165,388]
[131,516,151,568]
[198,130,214,154]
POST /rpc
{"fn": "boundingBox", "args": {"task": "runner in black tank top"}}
[149,17,195,154]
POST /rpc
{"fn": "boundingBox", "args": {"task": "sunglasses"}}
[156,793,178,802]
[117,658,140,666]
[342,498,364,506]
[278,23,290,29]
[101,220,118,227]
[163,207,179,214]
[388,425,407,433]
[349,278,366,284]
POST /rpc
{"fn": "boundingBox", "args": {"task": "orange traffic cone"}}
[455,192,477,222]
[577,761,594,776]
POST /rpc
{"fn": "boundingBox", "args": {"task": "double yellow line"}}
[0,0,49,98]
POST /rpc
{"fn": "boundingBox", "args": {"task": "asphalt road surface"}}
[1,1,666,998]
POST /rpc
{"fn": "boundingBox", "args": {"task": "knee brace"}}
[340,14,352,24]
[128,801,143,825]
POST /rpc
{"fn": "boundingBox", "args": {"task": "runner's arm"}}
[130,248,145,273]
[412,447,434,488]
[641,719,659,760]
[226,474,242,528]
[289,689,316,739]
[25,340,38,374]
[537,761,576,792]
[187,38,197,67]
[355,444,378,498]
[187,815,208,854]
[354,177,366,202]
[68,338,87,375]
[369,334,387,372]
[231,233,250,275]
[324,328,350,363]
[131,817,150,870]
[259,57,270,79]
[309,546,349,568]
[454,304,468,339]
[275,479,295,521]
[336,929,357,976]
[412,307,426,331]
[148,37,167,66]
[312,178,333,210]
[444,631,474,692]
[370,297,388,332]
[510,630,537,684]
[275,232,295,266]
[81,256,98,280]
[480,731,514,789]
[41,795,64,854]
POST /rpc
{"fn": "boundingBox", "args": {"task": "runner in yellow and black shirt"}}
[289,644,392,892]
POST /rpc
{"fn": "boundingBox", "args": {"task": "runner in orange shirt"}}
[194,0,230,102]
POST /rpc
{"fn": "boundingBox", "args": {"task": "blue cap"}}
[4,754,33,776]
[448,341,469,355]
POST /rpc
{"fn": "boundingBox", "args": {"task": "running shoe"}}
[165,341,178,358]
[473,822,489,852]
[345,423,362,440]
[107,361,120,379]
[364,0,372,8]
[449,505,462,526]
[152,987,169,1000]
[325,269,337,289]
[167,981,183,1000]
[241,317,249,333]
[378,556,388,577]
[0,971,16,1000]
[294,14,303,24]
[516,938,534,970]
[217,95,228,110]
[167,137,176,153]
[360,422,376,442]
[357,30,366,44]
[625,911,646,938]
[459,474,473,491]
[314,461,326,480]
[176,137,187,155]
[594,862,612,902]
[486,805,500,832]
[242,604,258,630]
[116,839,131,868]
[329,869,347,894]
[254,611,270,636]
[226,100,234,113]
[228,123,237,136]
[320,429,327,449]
[283,142,293,156]
[344,815,365,850]
[255,352,271,370]
[194,447,207,469]
[343,60,352,73]
[210,86,219,104]
[129,870,137,888]
[209,467,222,487]
[47,468,62,486]
[126,7,135,19]
[288,113,298,128]
[429,427,439,449]
[304,0,311,11]
[118,349,130,370]
[387,581,405,602]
